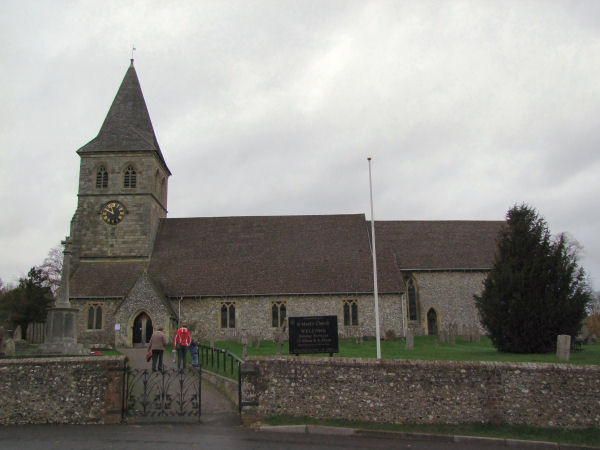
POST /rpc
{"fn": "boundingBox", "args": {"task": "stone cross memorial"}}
[38,237,86,355]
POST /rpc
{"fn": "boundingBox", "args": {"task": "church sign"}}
[288,315,339,356]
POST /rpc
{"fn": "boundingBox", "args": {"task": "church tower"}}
[70,60,171,271]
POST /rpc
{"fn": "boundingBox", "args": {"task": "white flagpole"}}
[368,157,381,359]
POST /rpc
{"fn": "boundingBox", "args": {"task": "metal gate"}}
[124,367,202,421]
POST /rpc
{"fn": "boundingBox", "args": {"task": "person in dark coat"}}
[148,326,167,372]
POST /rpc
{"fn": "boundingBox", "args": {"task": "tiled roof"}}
[147,214,392,296]
[69,261,147,297]
[374,220,503,271]
[69,217,503,298]
[77,62,170,174]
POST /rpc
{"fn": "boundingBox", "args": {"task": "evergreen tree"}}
[0,267,53,337]
[475,204,591,353]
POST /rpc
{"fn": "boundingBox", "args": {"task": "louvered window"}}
[124,166,136,188]
[96,167,108,188]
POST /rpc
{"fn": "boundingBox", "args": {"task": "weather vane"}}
[131,44,136,63]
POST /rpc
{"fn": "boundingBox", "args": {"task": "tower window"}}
[96,167,108,188]
[124,165,137,188]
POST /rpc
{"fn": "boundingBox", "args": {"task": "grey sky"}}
[1,0,599,290]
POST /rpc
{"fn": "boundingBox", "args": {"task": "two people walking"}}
[147,323,199,371]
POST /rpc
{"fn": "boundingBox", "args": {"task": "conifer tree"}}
[475,204,591,353]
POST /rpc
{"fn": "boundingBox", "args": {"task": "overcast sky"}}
[1,0,599,291]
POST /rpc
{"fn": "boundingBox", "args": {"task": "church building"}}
[67,61,503,348]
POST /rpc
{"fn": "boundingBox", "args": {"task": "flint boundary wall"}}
[240,357,600,429]
[0,356,126,425]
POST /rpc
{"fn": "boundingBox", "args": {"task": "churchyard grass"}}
[208,335,600,366]
[198,336,599,382]
[264,415,600,448]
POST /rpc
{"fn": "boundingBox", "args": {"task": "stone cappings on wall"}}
[0,356,126,425]
[240,356,600,429]
[413,271,487,333]
[171,293,403,342]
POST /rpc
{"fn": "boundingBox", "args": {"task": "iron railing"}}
[198,344,243,413]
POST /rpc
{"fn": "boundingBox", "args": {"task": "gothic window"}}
[123,165,137,188]
[343,299,358,326]
[271,301,287,328]
[96,167,108,188]
[220,301,235,328]
[87,305,102,330]
[407,279,418,321]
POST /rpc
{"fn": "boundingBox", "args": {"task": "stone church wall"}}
[0,356,126,425]
[71,298,121,348]
[241,356,600,429]
[414,271,487,334]
[113,273,175,347]
[172,293,404,342]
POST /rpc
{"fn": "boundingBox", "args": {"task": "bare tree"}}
[38,243,64,296]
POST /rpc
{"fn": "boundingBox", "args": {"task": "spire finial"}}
[130,45,136,65]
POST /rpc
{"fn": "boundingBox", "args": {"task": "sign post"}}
[288,316,339,356]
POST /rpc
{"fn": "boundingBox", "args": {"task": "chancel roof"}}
[374,220,503,271]
[77,61,170,174]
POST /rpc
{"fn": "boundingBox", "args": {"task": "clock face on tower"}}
[101,200,125,225]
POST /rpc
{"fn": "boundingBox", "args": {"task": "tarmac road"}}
[0,424,527,450]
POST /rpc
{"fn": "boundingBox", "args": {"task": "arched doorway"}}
[427,308,438,335]
[132,312,153,345]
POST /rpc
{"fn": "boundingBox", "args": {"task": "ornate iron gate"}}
[124,368,202,421]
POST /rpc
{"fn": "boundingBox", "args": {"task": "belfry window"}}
[124,165,137,188]
[407,279,418,321]
[343,299,358,326]
[271,301,287,328]
[220,301,235,328]
[96,167,108,188]
[87,305,102,330]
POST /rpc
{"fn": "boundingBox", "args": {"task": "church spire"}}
[77,63,170,175]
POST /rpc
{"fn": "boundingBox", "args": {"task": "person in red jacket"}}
[173,324,192,371]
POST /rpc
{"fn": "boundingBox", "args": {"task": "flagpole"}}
[368,157,381,359]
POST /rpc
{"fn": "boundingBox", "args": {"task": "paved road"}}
[0,424,523,450]
[119,347,238,425]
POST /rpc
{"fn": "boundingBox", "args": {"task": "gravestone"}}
[405,330,414,351]
[5,338,15,356]
[556,335,571,361]
[0,327,5,355]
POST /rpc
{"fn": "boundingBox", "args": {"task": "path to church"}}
[119,347,239,426]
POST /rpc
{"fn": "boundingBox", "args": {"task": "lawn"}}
[207,335,600,366]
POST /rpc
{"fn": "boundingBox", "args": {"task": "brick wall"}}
[0,356,126,425]
[240,357,600,429]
